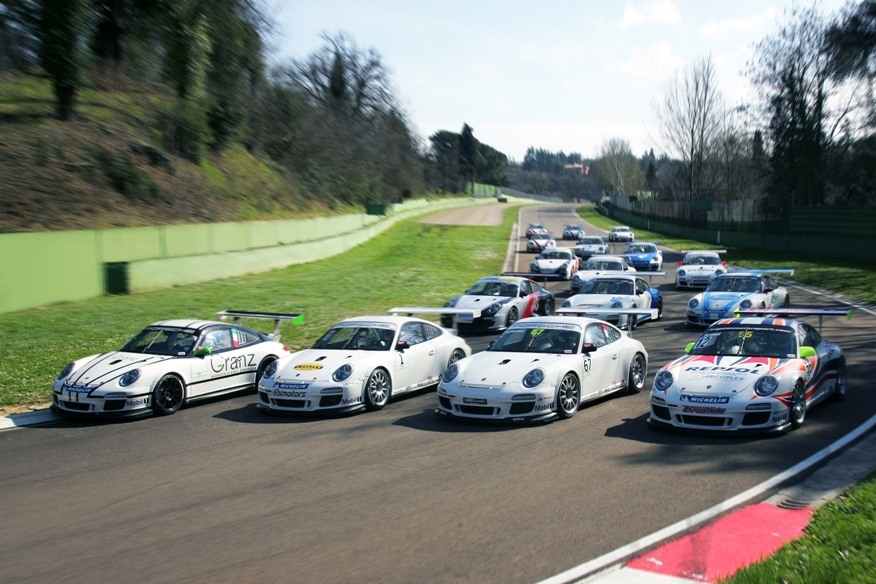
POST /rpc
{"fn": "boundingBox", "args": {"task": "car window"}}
[201,328,233,352]
[423,323,442,341]
[584,324,607,347]
[122,327,199,356]
[399,322,426,346]
[519,280,532,295]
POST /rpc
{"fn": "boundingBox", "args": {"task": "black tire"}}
[363,368,392,411]
[505,307,519,328]
[831,360,847,402]
[447,348,466,369]
[789,381,807,429]
[626,353,646,394]
[152,374,185,416]
[557,373,581,419]
[254,356,278,392]
[543,298,555,316]
[655,297,663,321]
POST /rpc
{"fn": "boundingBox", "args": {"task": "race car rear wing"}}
[554,307,658,336]
[680,249,727,254]
[502,271,565,281]
[387,307,482,335]
[733,307,852,333]
[216,310,304,341]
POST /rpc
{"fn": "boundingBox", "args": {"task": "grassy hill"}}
[0,72,340,233]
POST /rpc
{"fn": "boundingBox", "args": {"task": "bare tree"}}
[593,137,643,197]
[652,56,725,204]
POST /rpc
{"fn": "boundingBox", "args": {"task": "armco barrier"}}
[0,196,496,314]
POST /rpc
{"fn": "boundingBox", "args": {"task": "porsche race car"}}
[686,269,793,327]
[571,236,607,260]
[440,276,555,331]
[561,273,664,329]
[562,224,586,240]
[675,250,728,289]
[649,308,850,433]
[622,242,663,271]
[608,226,634,242]
[529,247,579,280]
[570,255,636,293]
[437,314,649,423]
[527,231,557,252]
[258,315,471,414]
[52,311,302,418]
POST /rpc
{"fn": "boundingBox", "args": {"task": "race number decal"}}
[583,356,592,373]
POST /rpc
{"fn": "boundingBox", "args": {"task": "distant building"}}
[563,164,590,175]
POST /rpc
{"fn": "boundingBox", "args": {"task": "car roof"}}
[508,315,613,329]
[478,275,525,283]
[585,254,626,261]
[685,250,721,257]
[710,316,798,329]
[612,226,630,230]
[150,319,231,331]
[333,315,426,327]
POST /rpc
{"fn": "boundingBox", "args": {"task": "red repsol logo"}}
[685,366,760,374]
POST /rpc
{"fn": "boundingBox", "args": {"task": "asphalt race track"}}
[1,204,874,584]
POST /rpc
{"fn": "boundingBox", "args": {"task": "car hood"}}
[700,291,751,311]
[533,258,570,269]
[628,253,657,261]
[456,352,560,389]
[664,354,801,396]
[453,295,512,309]
[273,348,385,382]
[65,351,172,388]
[565,294,633,307]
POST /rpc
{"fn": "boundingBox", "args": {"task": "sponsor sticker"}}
[680,395,730,404]
[278,383,309,390]
[294,363,324,371]
[682,405,726,414]
[64,385,90,393]
[463,397,488,404]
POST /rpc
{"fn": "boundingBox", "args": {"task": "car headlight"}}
[561,300,571,308]
[530,262,539,271]
[484,302,501,316]
[678,269,686,277]
[444,299,456,308]
[262,360,278,379]
[57,362,75,381]
[611,301,623,308]
[332,364,353,382]
[654,370,674,391]
[443,363,459,383]
[522,368,545,388]
[689,298,700,309]
[739,299,753,309]
[754,375,779,396]
[715,268,725,276]
[119,369,141,387]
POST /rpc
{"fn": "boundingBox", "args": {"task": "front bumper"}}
[648,396,790,433]
[258,382,365,413]
[436,385,557,423]
[51,389,153,417]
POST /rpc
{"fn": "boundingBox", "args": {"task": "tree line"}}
[0,1,508,207]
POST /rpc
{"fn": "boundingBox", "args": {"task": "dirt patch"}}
[419,203,507,226]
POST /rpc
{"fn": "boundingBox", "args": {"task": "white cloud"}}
[699,9,778,41]
[616,42,685,79]
[620,0,682,28]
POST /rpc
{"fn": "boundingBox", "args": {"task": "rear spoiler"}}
[502,271,565,281]
[216,310,304,341]
[387,307,481,335]
[680,249,727,254]
[554,307,658,336]
[733,308,852,333]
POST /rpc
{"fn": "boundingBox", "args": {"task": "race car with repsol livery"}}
[52,311,301,418]
[258,315,470,414]
[440,275,555,331]
[649,309,849,433]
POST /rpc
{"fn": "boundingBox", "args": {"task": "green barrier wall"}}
[0,196,491,314]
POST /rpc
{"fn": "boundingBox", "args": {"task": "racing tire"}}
[505,307,519,328]
[831,360,847,402]
[789,381,807,429]
[543,298,555,316]
[152,374,185,416]
[447,348,466,369]
[626,353,647,394]
[557,373,581,419]
[254,356,278,392]
[655,297,663,321]
[364,368,392,411]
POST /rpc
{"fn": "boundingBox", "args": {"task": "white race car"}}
[258,315,471,414]
[52,311,301,418]
[571,236,607,260]
[608,226,634,242]
[675,250,728,289]
[529,247,579,280]
[440,275,556,331]
[437,315,648,423]
[561,274,664,329]
[527,231,557,252]
[570,255,636,293]
[686,269,793,327]
[649,309,849,433]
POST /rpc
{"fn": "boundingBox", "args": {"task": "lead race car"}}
[258,312,471,414]
[52,310,302,418]
[440,275,555,331]
[436,310,651,423]
[686,269,793,327]
[649,308,850,434]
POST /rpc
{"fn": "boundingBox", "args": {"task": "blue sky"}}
[270,0,849,162]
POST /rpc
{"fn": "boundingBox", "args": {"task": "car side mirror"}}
[799,346,816,358]
[581,342,597,353]
[685,342,695,353]
[194,346,211,357]
[395,340,410,351]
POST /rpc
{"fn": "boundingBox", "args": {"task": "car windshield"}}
[468,280,518,296]
[627,244,653,253]
[613,227,630,232]
[489,326,581,354]
[538,250,570,260]
[691,327,796,358]
[121,327,199,356]
[584,260,622,270]
[312,324,396,351]
[580,278,634,295]
[707,276,760,293]
[580,238,602,244]
[685,255,721,265]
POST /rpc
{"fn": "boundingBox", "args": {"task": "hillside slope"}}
[0,73,325,233]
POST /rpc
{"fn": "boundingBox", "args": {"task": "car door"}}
[189,325,259,397]
[394,321,438,393]
[580,323,621,398]
[634,278,651,310]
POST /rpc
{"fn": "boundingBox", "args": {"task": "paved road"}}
[1,203,873,584]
